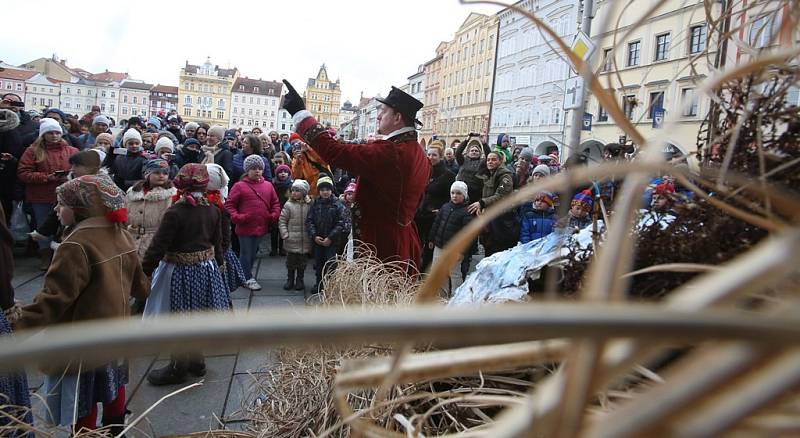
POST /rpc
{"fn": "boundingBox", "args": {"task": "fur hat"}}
[244,154,264,172]
[316,175,334,191]
[155,136,174,153]
[571,189,594,213]
[291,179,310,194]
[92,115,111,126]
[0,109,20,133]
[532,164,551,177]
[38,117,62,137]
[450,181,469,200]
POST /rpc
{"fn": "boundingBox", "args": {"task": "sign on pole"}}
[582,113,593,131]
[569,31,596,71]
[563,76,585,110]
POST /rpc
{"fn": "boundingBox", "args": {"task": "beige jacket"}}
[125,182,177,258]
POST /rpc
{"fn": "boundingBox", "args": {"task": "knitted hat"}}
[174,163,209,193]
[95,132,113,145]
[184,138,201,149]
[538,154,552,163]
[92,115,111,126]
[38,117,62,137]
[143,159,170,178]
[185,122,199,131]
[291,179,310,194]
[289,132,302,143]
[344,182,357,194]
[571,189,593,212]
[549,153,559,163]
[450,181,469,200]
[244,154,264,172]
[275,164,291,176]
[317,175,334,191]
[532,164,551,177]
[208,125,226,140]
[653,182,676,196]
[123,128,143,145]
[56,173,127,222]
[146,116,161,130]
[534,191,556,207]
[206,163,230,200]
[43,108,66,120]
[520,147,535,162]
[155,136,174,153]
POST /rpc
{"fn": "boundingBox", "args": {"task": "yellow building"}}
[419,42,446,147]
[580,0,723,161]
[304,64,341,128]
[178,58,239,126]
[437,13,498,146]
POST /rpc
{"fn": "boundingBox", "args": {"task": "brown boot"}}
[38,248,54,271]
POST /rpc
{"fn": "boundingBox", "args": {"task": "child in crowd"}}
[269,164,293,256]
[519,192,557,244]
[339,182,357,209]
[562,189,593,230]
[154,137,179,178]
[226,155,281,291]
[279,179,313,292]
[428,181,472,297]
[306,176,349,293]
[125,159,177,259]
[206,163,246,294]
[142,163,228,385]
[93,132,114,162]
[15,174,148,434]
[530,164,550,183]
[104,129,148,191]
[650,182,675,214]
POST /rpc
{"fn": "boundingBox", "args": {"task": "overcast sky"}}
[2,1,502,104]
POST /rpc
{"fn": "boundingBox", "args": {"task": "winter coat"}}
[477,165,514,209]
[428,201,472,249]
[291,148,331,198]
[519,207,556,244]
[16,140,78,203]
[455,139,491,204]
[141,201,224,276]
[104,150,148,191]
[493,133,513,165]
[443,158,460,175]
[232,151,273,183]
[125,182,177,258]
[17,216,149,331]
[279,195,312,254]
[306,196,349,244]
[210,142,234,179]
[0,109,37,203]
[175,145,205,168]
[417,161,456,222]
[225,177,281,236]
[272,176,293,207]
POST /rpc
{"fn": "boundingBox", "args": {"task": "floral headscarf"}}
[56,174,128,222]
[173,163,210,206]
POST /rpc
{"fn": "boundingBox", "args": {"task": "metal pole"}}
[566,0,595,160]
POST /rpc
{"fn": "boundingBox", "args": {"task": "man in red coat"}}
[282,80,430,270]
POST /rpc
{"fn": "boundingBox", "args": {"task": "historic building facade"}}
[303,64,341,128]
[178,58,239,125]
[229,77,282,131]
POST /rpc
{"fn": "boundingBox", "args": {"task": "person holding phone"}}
[16,118,78,269]
[1,93,38,222]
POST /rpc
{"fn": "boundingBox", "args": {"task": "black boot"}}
[295,268,305,291]
[102,409,131,437]
[283,269,295,290]
[186,353,206,377]
[147,358,188,386]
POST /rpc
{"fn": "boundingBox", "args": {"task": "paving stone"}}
[125,355,236,436]
[222,372,266,422]
[234,349,275,375]
[250,295,305,308]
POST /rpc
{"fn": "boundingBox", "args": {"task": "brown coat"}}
[17,216,149,330]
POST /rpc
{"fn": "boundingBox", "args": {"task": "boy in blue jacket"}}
[519,192,556,244]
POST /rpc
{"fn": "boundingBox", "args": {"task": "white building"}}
[89,72,128,122]
[230,77,282,131]
[276,108,295,134]
[357,97,381,140]
[22,73,59,112]
[60,79,98,116]
[338,100,358,129]
[120,81,152,120]
[489,0,579,155]
[406,65,426,125]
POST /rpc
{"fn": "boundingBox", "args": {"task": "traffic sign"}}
[563,77,585,110]
[569,31,596,70]
[582,113,593,131]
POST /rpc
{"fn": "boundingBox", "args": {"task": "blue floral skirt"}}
[144,259,230,317]
[223,249,246,293]
[0,312,32,434]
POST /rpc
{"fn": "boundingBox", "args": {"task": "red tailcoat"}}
[296,117,430,268]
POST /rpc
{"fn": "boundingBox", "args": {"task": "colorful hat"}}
[316,175,334,191]
[571,189,593,212]
[174,163,209,193]
[143,159,170,178]
[344,182,357,194]
[147,116,162,130]
[534,191,556,207]
[56,173,127,222]
[653,182,675,195]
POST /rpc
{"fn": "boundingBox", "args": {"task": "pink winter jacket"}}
[225,176,281,236]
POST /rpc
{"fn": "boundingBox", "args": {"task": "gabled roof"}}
[152,84,178,94]
[0,68,38,81]
[458,12,488,31]
[88,71,128,82]
[120,81,153,91]
[233,77,282,96]
[184,60,238,78]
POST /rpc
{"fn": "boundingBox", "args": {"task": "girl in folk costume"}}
[125,159,177,258]
[141,163,229,385]
[13,174,148,435]
[279,179,312,292]
[225,155,281,291]
[269,163,293,256]
[206,163,247,294]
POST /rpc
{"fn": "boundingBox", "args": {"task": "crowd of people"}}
[0,86,689,434]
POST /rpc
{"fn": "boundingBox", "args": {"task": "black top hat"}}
[376,86,424,127]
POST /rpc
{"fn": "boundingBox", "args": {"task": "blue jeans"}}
[313,244,338,289]
[31,202,55,250]
[238,235,264,280]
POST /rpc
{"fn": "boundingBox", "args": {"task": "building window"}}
[217,98,225,109]
[648,91,665,119]
[110,91,115,98]
[47,98,53,107]
[598,103,608,122]
[77,89,82,95]
[750,15,773,48]
[132,96,138,104]
[681,88,698,116]
[623,95,637,119]
[101,90,106,97]
[689,25,706,54]
[217,111,224,119]
[654,33,670,61]
[110,104,115,112]
[123,95,128,103]
[184,95,192,106]
[196,109,201,117]
[627,41,641,66]
[254,87,259,93]
[601,48,613,71]
[101,103,106,111]
[76,103,81,110]
[184,108,191,117]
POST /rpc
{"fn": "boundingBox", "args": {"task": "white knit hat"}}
[155,136,174,153]
[450,180,469,201]
[123,128,143,145]
[291,179,310,194]
[38,118,62,137]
